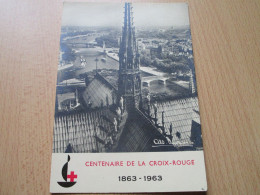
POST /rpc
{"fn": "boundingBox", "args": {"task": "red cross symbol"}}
[67,171,77,182]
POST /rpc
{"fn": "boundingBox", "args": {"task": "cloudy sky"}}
[62,2,190,27]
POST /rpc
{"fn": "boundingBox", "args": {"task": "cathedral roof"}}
[53,108,117,153]
[115,109,173,152]
[82,73,117,108]
[53,97,201,153]
[150,97,200,147]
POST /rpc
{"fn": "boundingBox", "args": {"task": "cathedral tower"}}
[118,3,142,111]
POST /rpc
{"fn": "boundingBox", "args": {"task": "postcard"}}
[50,2,207,193]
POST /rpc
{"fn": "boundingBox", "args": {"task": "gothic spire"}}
[118,3,142,110]
[119,2,139,70]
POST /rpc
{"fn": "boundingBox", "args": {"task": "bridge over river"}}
[142,76,170,86]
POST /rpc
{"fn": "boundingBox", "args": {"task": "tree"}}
[95,35,118,48]
[140,56,152,66]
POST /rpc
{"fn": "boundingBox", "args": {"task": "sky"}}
[62,2,190,27]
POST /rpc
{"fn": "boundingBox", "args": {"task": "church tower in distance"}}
[118,2,142,111]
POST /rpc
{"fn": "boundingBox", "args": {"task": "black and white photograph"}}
[53,2,203,153]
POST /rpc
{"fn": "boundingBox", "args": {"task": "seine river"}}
[74,48,119,75]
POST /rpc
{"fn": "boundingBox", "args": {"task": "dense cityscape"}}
[57,25,196,110]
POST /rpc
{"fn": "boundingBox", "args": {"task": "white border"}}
[50,151,207,193]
